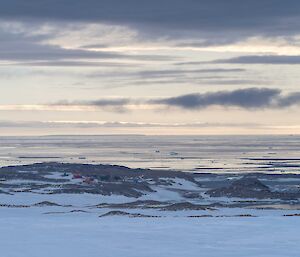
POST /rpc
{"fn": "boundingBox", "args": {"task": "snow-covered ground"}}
[0,211,299,257]
[0,192,133,206]
[1,161,300,257]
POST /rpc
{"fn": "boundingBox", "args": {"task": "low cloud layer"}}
[52,98,133,112]
[154,88,281,109]
[45,88,300,111]
[213,55,300,65]
[1,88,300,112]
[0,120,262,129]
[154,88,300,109]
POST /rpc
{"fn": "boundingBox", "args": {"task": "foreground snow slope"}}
[0,214,299,257]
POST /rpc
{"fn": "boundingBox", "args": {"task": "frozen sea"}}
[0,135,299,173]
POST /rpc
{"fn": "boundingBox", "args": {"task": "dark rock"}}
[0,203,30,208]
[33,201,62,207]
[95,200,168,209]
[206,177,272,199]
[99,210,161,218]
[187,215,213,218]
[160,202,211,211]
[182,192,202,199]
[206,176,299,200]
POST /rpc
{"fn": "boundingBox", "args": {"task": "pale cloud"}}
[1,1,300,135]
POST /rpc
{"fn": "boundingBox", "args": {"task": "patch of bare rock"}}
[160,202,213,211]
[206,176,299,200]
[99,210,161,218]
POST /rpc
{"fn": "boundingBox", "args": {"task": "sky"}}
[0,0,300,135]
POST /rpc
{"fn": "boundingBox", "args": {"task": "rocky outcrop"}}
[206,177,299,200]
[95,200,168,209]
[206,177,271,199]
[160,202,212,211]
[33,201,62,207]
[99,210,161,218]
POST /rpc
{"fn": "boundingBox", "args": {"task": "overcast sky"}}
[0,0,300,135]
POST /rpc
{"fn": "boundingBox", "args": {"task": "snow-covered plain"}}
[0,211,299,257]
[1,157,300,257]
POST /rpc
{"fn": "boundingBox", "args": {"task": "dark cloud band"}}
[53,88,300,111]
[213,55,300,65]
[153,88,281,109]
[1,0,300,37]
